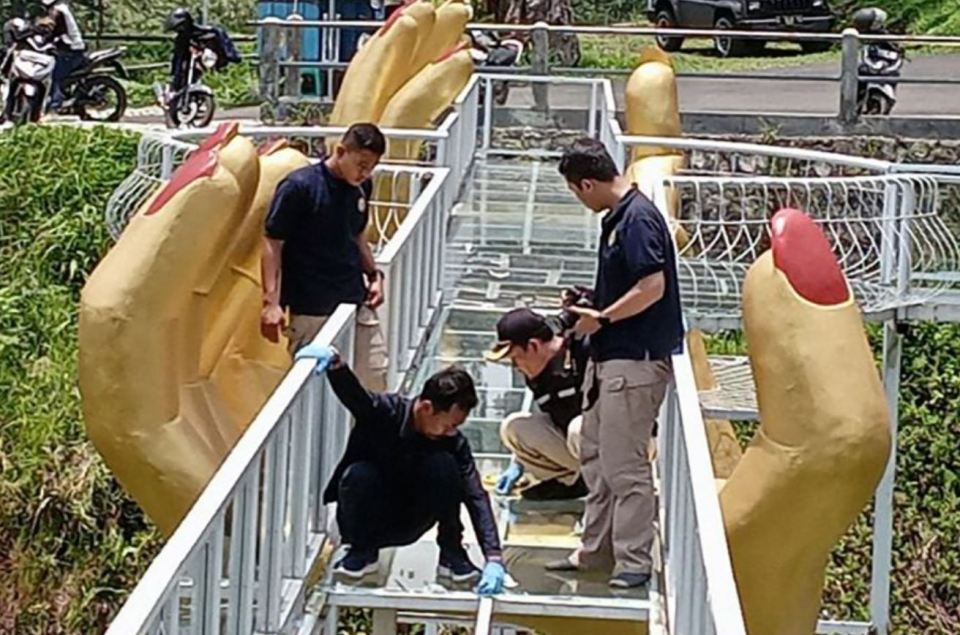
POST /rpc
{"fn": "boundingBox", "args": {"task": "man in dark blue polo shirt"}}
[546,138,684,589]
[293,343,508,595]
[262,123,389,391]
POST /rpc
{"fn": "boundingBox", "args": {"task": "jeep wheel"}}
[714,15,748,58]
[655,9,684,52]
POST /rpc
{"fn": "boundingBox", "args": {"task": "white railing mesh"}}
[657,174,959,321]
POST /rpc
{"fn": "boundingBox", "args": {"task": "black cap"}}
[485,308,554,361]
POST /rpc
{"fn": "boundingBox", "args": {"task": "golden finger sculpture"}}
[370,42,474,242]
[330,0,473,242]
[80,124,308,535]
[623,47,741,476]
[721,208,891,634]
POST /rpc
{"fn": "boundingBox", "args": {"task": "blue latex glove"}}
[495,460,524,495]
[476,561,506,596]
[294,344,336,375]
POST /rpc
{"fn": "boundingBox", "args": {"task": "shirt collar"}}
[602,186,639,231]
[399,401,419,439]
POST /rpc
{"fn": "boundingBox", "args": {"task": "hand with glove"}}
[495,459,524,496]
[476,560,506,596]
[294,344,339,375]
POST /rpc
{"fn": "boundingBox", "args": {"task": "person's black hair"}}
[558,137,619,184]
[342,123,386,156]
[419,366,478,413]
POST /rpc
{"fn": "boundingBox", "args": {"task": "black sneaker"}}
[608,571,651,589]
[522,476,588,501]
[333,548,379,580]
[437,549,481,583]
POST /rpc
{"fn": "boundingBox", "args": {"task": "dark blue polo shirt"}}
[592,188,684,361]
[265,162,372,316]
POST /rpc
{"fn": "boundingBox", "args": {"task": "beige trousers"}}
[500,412,583,486]
[286,305,388,392]
[576,358,671,575]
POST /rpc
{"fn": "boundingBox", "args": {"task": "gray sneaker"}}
[608,571,651,589]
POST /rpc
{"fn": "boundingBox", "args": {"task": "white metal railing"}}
[659,349,747,635]
[647,173,958,324]
[104,161,452,635]
[106,305,357,635]
[255,17,960,124]
[376,166,451,389]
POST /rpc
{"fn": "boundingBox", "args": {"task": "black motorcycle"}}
[55,46,128,121]
[470,30,524,105]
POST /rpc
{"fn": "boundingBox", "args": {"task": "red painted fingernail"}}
[145,124,236,215]
[770,208,849,306]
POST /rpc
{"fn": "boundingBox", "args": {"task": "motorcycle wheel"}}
[76,75,127,122]
[177,92,216,128]
[12,91,35,125]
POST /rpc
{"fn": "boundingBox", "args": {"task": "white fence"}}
[105,305,358,635]
[660,351,747,635]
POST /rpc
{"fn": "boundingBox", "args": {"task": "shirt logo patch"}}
[607,228,618,247]
[357,197,366,213]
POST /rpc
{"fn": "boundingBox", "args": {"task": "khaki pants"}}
[576,358,671,575]
[500,412,583,486]
[286,306,388,392]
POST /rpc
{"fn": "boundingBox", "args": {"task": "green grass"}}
[123,61,260,110]
[0,126,160,633]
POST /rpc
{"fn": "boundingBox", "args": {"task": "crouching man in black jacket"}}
[295,344,507,595]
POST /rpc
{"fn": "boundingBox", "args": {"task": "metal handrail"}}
[250,18,960,45]
[168,123,452,143]
[616,133,892,172]
[662,349,748,635]
[105,304,358,634]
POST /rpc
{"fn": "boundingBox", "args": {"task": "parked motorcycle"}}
[852,8,904,116]
[56,46,129,122]
[469,30,524,105]
[1,17,128,124]
[154,39,218,129]
[1,18,56,124]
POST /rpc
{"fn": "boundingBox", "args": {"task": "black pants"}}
[337,453,464,554]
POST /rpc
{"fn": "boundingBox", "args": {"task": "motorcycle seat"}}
[86,47,125,64]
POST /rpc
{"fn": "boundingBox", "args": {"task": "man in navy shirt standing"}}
[262,123,389,391]
[547,138,684,589]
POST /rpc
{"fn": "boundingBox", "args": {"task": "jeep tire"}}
[655,8,684,52]
[714,15,749,58]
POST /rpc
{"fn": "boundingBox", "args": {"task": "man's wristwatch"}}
[367,268,385,281]
[598,315,612,328]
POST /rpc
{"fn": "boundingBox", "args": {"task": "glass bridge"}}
[100,73,960,635]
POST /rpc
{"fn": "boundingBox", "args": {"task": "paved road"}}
[123,53,960,125]
[501,53,960,117]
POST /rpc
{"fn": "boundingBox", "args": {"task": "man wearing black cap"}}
[486,307,589,501]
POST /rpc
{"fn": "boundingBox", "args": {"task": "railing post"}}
[260,19,283,113]
[531,21,550,113]
[285,14,304,101]
[869,321,901,635]
[839,28,860,125]
[160,145,173,180]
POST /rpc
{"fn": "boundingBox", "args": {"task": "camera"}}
[555,285,595,332]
